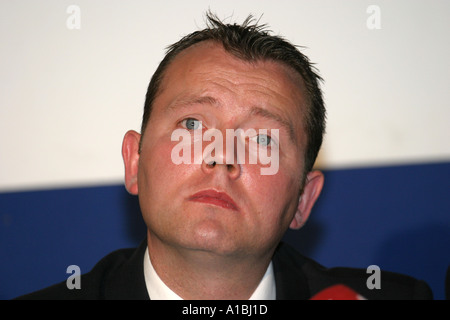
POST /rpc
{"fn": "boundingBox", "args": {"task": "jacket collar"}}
[102,240,150,300]
[101,240,310,300]
[272,242,311,300]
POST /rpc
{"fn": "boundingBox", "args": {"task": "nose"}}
[202,159,241,179]
[201,131,241,179]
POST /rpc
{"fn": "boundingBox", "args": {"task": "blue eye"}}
[256,134,271,146]
[182,118,202,130]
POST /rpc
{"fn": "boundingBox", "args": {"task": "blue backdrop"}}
[1,161,449,299]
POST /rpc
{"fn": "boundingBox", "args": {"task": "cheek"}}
[243,165,300,214]
[138,141,187,196]
[137,140,197,229]
[240,168,301,248]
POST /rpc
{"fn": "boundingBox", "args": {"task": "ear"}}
[122,130,141,195]
[289,170,324,230]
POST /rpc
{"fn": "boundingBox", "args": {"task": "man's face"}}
[123,41,323,258]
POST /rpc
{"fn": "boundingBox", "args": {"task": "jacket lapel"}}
[272,242,311,300]
[102,240,150,300]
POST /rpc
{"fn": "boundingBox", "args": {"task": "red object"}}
[310,284,366,300]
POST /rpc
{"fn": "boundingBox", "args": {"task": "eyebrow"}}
[166,95,296,142]
[166,95,220,112]
[250,106,296,143]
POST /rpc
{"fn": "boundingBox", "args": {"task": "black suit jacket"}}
[15,240,433,300]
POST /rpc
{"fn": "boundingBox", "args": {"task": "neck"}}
[146,231,274,300]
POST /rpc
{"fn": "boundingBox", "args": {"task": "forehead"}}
[154,41,308,134]
[163,41,306,94]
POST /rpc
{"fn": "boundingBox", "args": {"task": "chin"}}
[183,220,244,256]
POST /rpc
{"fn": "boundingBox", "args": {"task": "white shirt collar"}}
[143,247,276,300]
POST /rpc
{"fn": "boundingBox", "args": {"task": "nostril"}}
[206,161,216,168]
[227,163,242,179]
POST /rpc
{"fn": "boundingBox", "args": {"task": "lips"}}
[188,189,239,211]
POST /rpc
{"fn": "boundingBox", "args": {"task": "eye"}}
[256,134,271,146]
[181,118,202,130]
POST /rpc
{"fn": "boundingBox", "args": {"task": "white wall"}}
[1,0,449,191]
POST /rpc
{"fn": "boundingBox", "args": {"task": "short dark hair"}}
[141,12,326,176]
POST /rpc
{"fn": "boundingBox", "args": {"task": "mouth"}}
[188,189,239,211]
